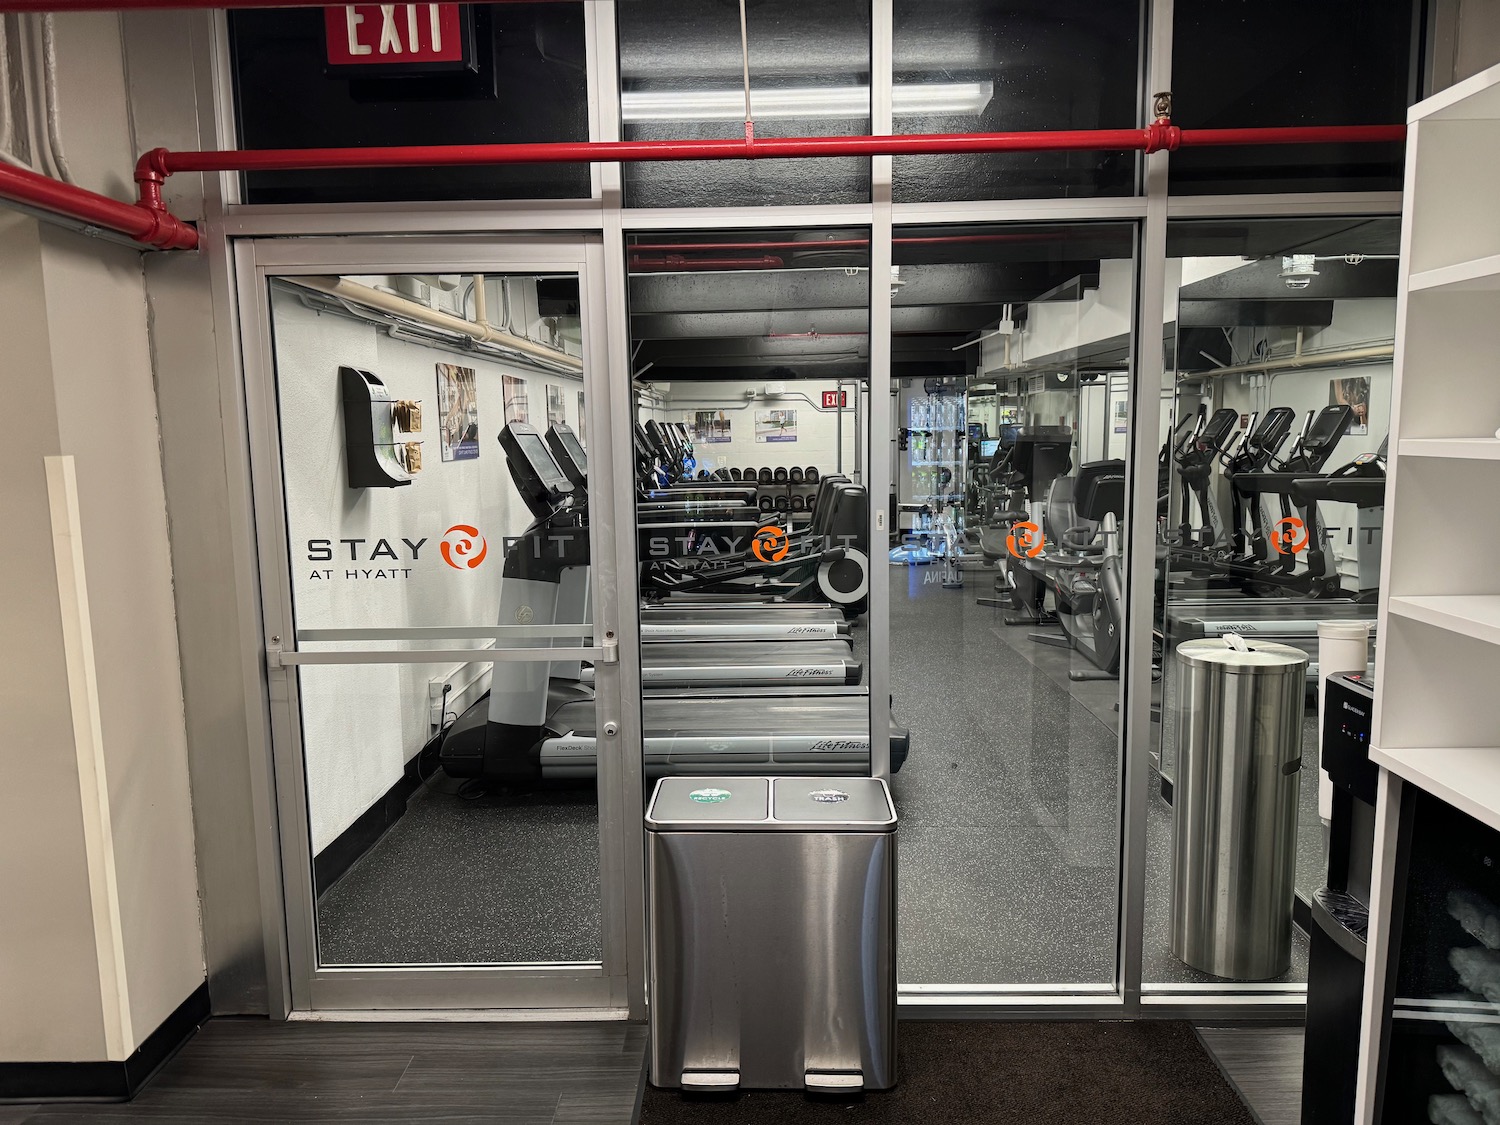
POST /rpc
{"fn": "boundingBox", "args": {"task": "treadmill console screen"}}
[980,439,1000,459]
[552,426,587,479]
[512,429,573,497]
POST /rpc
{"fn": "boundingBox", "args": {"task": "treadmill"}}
[441,423,905,781]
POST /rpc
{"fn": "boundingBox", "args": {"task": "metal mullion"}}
[1117,0,1175,1019]
[622,203,876,231]
[591,2,649,1016]
[891,197,1149,225]
[1165,191,1404,219]
[237,244,319,1015]
[219,203,608,237]
[866,0,893,781]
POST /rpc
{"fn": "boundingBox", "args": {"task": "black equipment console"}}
[501,422,574,519]
[1302,670,1376,1125]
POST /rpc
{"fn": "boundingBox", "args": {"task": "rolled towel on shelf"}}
[1437,1044,1500,1124]
[1453,947,1500,1006]
[1448,1020,1500,1074]
[1433,1093,1488,1125]
[1451,891,1500,950]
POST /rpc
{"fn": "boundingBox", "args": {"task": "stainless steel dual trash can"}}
[646,776,897,1093]
[1171,637,1308,980]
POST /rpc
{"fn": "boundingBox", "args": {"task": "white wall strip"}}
[44,455,134,1060]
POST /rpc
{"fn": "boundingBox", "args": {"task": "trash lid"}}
[645,776,895,831]
[1176,636,1309,677]
[646,777,768,829]
[772,777,896,830]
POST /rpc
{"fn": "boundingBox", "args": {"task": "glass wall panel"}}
[230,3,590,203]
[625,230,873,781]
[617,0,871,208]
[888,222,1135,985]
[1148,218,1398,991]
[1170,0,1419,194]
[268,271,602,966]
[892,0,1142,203]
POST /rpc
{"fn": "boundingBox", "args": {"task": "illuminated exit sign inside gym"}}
[822,391,849,409]
[324,4,472,71]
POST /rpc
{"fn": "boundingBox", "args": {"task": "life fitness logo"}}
[751,524,790,563]
[1006,520,1046,559]
[441,524,488,569]
[1271,516,1310,556]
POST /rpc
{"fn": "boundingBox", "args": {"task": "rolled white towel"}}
[1438,1044,1500,1124]
[1453,948,1500,1006]
[1448,1020,1500,1074]
[1433,1093,1488,1125]
[1451,891,1500,950]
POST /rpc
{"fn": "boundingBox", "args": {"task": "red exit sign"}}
[822,390,849,408]
[325,5,470,69]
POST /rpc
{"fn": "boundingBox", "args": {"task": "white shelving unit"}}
[1371,62,1500,807]
[1354,63,1500,1125]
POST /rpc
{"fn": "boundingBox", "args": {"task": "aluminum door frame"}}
[235,234,644,1015]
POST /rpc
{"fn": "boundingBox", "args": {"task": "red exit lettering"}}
[822,390,849,408]
[325,4,465,66]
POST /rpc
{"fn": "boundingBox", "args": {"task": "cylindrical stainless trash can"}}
[1171,637,1308,979]
[646,776,897,1093]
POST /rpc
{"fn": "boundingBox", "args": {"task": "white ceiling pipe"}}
[289,274,582,373]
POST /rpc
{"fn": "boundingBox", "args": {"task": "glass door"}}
[237,236,640,1013]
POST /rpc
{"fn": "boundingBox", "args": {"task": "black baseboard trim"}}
[0,980,209,1103]
[314,768,422,896]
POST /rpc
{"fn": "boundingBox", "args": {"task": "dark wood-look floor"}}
[0,1019,648,1125]
[1196,1025,1305,1125]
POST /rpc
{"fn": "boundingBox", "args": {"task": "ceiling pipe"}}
[1180,342,1394,381]
[287,274,583,372]
[0,118,1406,253]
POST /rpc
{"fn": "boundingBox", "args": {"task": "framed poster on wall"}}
[754,409,797,443]
[577,391,586,443]
[1330,376,1371,435]
[693,410,731,444]
[502,374,528,424]
[435,363,479,461]
[547,385,567,428]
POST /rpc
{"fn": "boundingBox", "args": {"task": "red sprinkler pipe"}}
[0,160,199,249]
[0,119,1408,253]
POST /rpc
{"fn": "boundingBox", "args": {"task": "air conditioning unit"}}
[764,382,786,397]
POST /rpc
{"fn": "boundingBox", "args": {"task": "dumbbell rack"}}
[730,467,822,526]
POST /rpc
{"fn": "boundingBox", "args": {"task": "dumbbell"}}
[758,467,774,485]
[729,467,742,480]
[789,466,805,484]
[805,466,820,483]
[774,495,790,513]
[790,494,806,512]
[806,494,817,513]
[758,495,774,512]
[773,466,789,483]
[698,468,710,479]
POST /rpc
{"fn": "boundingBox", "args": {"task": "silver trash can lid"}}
[1176,636,1309,676]
[646,776,895,832]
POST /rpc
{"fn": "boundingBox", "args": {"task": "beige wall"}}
[0,208,203,1062]
[0,213,114,1063]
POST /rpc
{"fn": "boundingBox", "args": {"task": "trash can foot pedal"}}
[805,1070,863,1093]
[681,1069,739,1092]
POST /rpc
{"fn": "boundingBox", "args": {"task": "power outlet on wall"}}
[428,662,491,730]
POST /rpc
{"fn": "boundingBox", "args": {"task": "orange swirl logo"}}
[1271,516,1309,555]
[441,524,488,569]
[1006,520,1045,558]
[751,524,790,563]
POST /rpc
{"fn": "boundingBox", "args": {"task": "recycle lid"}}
[646,776,896,831]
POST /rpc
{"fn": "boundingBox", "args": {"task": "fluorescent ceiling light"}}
[621,81,993,123]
